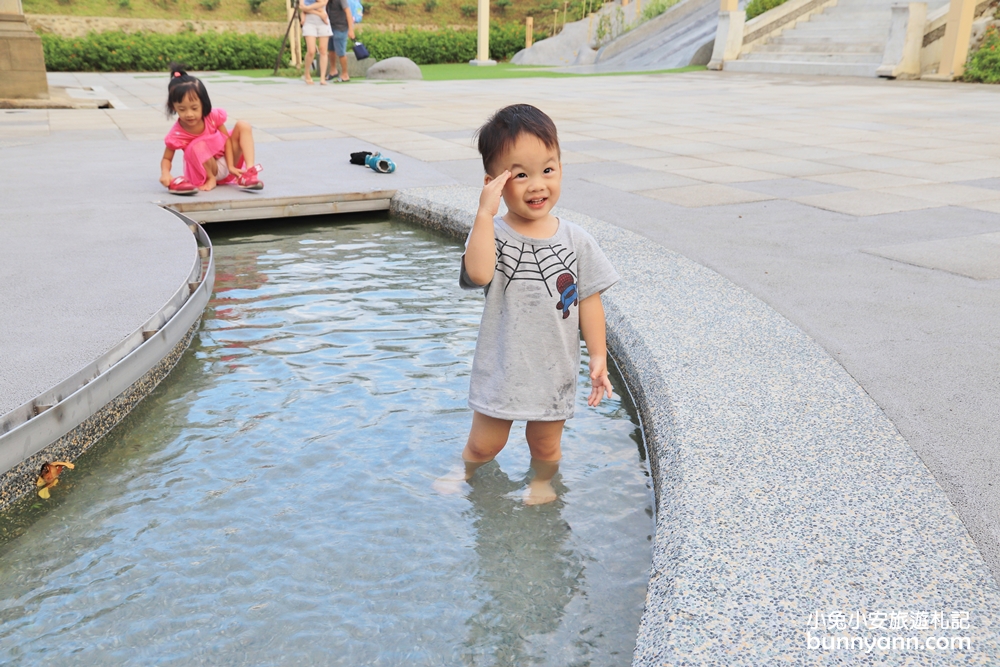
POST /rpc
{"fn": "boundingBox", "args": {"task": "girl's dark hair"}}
[165,62,212,118]
[475,104,560,175]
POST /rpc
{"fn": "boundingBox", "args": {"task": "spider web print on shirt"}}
[495,238,577,297]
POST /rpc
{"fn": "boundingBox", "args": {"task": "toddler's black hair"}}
[475,104,560,175]
[165,63,212,118]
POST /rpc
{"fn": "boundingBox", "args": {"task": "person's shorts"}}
[328,29,349,57]
[302,13,333,38]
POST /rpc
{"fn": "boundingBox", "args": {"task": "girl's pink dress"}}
[164,108,244,186]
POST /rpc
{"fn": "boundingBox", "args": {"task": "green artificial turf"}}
[224,63,706,81]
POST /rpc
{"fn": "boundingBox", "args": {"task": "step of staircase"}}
[741,51,882,63]
[724,58,882,76]
[754,40,885,54]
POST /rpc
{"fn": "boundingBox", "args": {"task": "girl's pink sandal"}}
[237,164,264,191]
[168,177,197,196]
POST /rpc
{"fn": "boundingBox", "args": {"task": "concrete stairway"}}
[725,0,948,76]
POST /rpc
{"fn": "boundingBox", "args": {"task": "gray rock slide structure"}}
[591,0,722,71]
[511,0,722,72]
[512,10,610,66]
[366,56,422,80]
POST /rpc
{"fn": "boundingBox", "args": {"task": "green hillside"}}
[23,0,589,34]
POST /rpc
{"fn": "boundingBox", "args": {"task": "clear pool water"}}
[0,216,653,666]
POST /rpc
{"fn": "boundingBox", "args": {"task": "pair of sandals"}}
[168,164,264,196]
[350,151,396,174]
[325,74,350,83]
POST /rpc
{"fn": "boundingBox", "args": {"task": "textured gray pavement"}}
[1,69,998,651]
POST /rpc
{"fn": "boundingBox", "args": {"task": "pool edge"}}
[391,184,1000,665]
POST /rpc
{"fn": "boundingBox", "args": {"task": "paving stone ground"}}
[2,68,998,592]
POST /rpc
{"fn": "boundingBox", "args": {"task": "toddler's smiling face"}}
[488,133,562,237]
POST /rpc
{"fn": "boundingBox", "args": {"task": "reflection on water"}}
[0,215,653,666]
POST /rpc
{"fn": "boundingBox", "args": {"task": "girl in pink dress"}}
[159,65,264,195]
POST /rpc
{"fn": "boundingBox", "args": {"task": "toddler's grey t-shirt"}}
[460,216,620,421]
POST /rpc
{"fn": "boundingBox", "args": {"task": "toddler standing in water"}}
[436,104,620,505]
[160,65,264,195]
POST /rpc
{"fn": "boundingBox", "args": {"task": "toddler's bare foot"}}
[433,465,468,495]
[433,460,489,495]
[523,478,557,505]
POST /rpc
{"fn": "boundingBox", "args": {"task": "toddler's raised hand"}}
[478,170,510,218]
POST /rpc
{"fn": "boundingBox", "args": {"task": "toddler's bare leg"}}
[524,420,564,505]
[433,412,512,494]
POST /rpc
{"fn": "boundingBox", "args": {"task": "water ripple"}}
[0,217,652,666]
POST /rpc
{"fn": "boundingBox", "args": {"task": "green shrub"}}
[641,0,678,20]
[964,24,1000,83]
[200,0,220,8]
[460,3,476,16]
[745,0,787,20]
[423,0,437,11]
[362,24,525,62]
[247,0,266,12]
[117,0,131,7]
[39,24,527,72]
[40,31,291,71]
[386,0,407,9]
[495,0,511,13]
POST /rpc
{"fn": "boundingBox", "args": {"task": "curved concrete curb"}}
[0,215,213,511]
[391,185,1000,664]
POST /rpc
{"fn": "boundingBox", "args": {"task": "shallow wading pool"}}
[0,215,653,666]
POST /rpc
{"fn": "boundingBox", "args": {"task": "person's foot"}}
[523,478,557,505]
[433,465,469,495]
[304,75,314,85]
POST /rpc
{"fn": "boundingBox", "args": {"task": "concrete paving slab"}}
[863,232,1000,280]
[732,177,853,198]
[806,169,933,189]
[639,183,776,206]
[673,164,780,183]
[794,190,941,216]
[584,171,703,191]
[880,183,1000,205]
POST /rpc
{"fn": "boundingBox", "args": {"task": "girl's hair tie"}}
[173,71,182,77]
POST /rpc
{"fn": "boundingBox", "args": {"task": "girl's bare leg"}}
[198,157,219,191]
[304,36,317,83]
[318,42,329,84]
[228,120,255,169]
[524,420,564,505]
[433,412,512,494]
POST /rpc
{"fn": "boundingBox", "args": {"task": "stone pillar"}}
[470,0,496,65]
[877,2,927,79]
[0,0,49,100]
[930,0,976,79]
[707,0,745,71]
